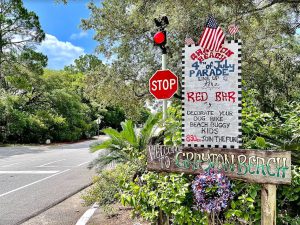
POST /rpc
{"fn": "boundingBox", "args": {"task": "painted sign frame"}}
[182,40,242,149]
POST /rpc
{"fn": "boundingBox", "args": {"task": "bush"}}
[82,163,136,206]
[88,94,300,224]
[99,106,126,131]
[121,172,207,225]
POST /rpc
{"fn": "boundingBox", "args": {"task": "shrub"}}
[82,163,135,206]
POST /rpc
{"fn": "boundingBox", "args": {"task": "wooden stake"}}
[261,184,276,225]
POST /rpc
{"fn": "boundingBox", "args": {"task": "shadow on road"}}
[0,147,45,159]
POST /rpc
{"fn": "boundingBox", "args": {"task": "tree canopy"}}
[0,0,45,89]
[80,0,299,114]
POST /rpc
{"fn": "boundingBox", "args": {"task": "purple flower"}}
[192,169,234,213]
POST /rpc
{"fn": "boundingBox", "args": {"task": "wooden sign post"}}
[261,184,276,225]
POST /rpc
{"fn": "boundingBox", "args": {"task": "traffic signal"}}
[153,16,169,54]
[153,30,167,53]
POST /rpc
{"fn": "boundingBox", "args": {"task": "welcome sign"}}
[147,146,291,185]
[182,40,242,149]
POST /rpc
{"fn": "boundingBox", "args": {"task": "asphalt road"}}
[0,137,107,225]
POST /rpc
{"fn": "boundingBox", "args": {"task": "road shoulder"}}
[21,186,91,225]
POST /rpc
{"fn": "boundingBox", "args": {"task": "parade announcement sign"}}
[182,40,242,148]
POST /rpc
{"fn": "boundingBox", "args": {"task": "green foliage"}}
[84,62,149,122]
[81,0,299,115]
[82,163,135,206]
[0,2,97,143]
[0,70,96,143]
[242,89,300,165]
[64,54,103,73]
[0,0,45,88]
[99,106,126,131]
[115,94,300,224]
[225,182,261,224]
[121,172,207,224]
[278,166,300,225]
[120,171,263,224]
[164,103,183,146]
[90,113,161,169]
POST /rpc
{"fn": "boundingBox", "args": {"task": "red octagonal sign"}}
[149,70,178,99]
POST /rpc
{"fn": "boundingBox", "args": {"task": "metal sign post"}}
[162,53,167,121]
[153,16,169,121]
[96,117,101,137]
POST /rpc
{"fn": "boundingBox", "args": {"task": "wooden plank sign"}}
[147,145,291,184]
[182,40,242,148]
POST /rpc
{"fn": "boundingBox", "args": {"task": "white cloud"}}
[70,31,88,40]
[37,34,85,70]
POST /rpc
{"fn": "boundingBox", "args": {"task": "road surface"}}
[0,137,106,225]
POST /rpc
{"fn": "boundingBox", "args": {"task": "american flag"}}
[185,37,195,46]
[228,24,239,35]
[198,15,225,51]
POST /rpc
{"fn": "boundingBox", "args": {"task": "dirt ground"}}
[87,203,151,225]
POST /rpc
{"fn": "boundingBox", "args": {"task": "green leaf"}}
[255,137,266,148]
[231,201,236,209]
[246,197,255,203]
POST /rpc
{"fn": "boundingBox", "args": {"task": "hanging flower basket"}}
[192,169,234,213]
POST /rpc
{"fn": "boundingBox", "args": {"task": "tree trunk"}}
[158,210,169,225]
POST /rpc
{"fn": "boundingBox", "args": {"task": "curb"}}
[17,182,93,225]
[75,202,99,225]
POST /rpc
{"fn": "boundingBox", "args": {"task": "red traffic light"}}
[153,31,166,44]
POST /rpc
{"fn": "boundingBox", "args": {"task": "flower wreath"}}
[192,169,234,213]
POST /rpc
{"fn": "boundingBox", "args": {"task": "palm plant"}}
[90,113,161,170]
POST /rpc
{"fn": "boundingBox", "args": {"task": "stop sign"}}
[149,70,178,99]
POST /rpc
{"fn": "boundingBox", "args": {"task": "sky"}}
[23,0,100,70]
[23,1,299,70]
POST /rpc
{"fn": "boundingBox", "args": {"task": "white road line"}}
[0,163,20,167]
[76,161,90,167]
[36,159,66,167]
[0,169,71,198]
[0,171,59,174]
[38,166,74,168]
[75,202,99,225]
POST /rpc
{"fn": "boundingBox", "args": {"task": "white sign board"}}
[182,40,242,149]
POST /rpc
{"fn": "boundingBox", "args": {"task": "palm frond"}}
[102,127,122,140]
[89,113,161,169]
[90,139,113,152]
[102,127,128,149]
[90,153,126,170]
[139,113,162,150]
[120,120,138,148]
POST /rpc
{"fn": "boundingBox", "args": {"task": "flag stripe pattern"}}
[228,24,239,35]
[199,15,225,51]
[185,37,195,45]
